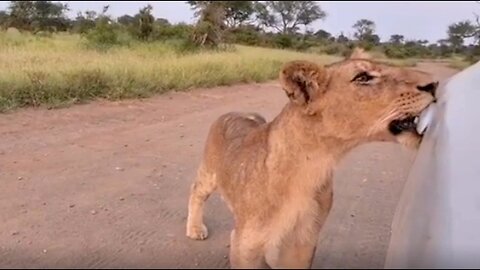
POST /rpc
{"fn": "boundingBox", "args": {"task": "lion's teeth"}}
[414,116,419,124]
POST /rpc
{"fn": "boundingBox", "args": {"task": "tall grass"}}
[0,32,342,112]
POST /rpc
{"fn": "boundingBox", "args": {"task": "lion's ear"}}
[349,47,372,60]
[279,60,328,106]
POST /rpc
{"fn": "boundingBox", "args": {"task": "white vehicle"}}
[384,61,480,268]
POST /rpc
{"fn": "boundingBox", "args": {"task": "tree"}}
[389,34,404,44]
[188,1,254,29]
[474,1,480,43]
[31,1,70,32]
[252,1,275,31]
[118,5,156,41]
[224,1,254,28]
[437,39,454,57]
[448,21,475,40]
[352,19,378,49]
[404,39,431,58]
[187,1,227,48]
[314,29,331,40]
[6,1,69,32]
[254,1,326,34]
[353,19,375,41]
[6,1,35,30]
[446,2,480,46]
[33,1,67,19]
[85,10,97,20]
[83,5,120,50]
[72,10,96,34]
[155,18,170,26]
[448,20,476,38]
[337,32,349,43]
[137,5,155,40]
[447,20,478,53]
[0,11,9,28]
[365,34,380,46]
[440,2,480,62]
[117,14,135,26]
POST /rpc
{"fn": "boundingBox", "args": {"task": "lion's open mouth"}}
[388,116,420,135]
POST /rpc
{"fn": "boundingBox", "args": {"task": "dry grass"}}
[0,32,343,112]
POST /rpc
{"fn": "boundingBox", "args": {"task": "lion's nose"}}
[417,81,439,96]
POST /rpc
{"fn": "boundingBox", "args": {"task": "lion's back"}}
[201,112,267,173]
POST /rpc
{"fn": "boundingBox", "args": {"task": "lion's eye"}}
[351,72,374,83]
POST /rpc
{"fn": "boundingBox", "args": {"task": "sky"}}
[0,1,478,43]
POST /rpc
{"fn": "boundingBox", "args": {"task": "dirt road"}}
[0,62,457,268]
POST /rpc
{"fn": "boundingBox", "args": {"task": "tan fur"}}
[185,49,438,269]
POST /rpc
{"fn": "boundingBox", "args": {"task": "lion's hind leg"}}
[186,163,217,240]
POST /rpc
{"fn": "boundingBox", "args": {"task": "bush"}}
[322,43,342,55]
[34,31,53,38]
[227,26,263,46]
[465,45,480,64]
[272,34,295,49]
[152,23,193,41]
[168,38,201,54]
[83,17,126,51]
[292,39,317,51]
[315,42,354,57]
[341,45,355,58]
[384,45,409,59]
[191,20,224,49]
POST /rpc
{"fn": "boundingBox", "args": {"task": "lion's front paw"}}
[186,224,209,240]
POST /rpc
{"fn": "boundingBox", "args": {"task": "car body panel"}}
[385,61,480,269]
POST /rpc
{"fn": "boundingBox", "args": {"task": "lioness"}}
[186,49,438,269]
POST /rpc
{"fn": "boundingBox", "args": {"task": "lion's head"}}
[279,49,438,149]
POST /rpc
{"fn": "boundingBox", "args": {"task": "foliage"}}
[254,1,326,34]
[82,6,123,51]
[188,1,227,48]
[5,1,69,32]
[0,1,477,65]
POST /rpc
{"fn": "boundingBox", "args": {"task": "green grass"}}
[0,31,342,112]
